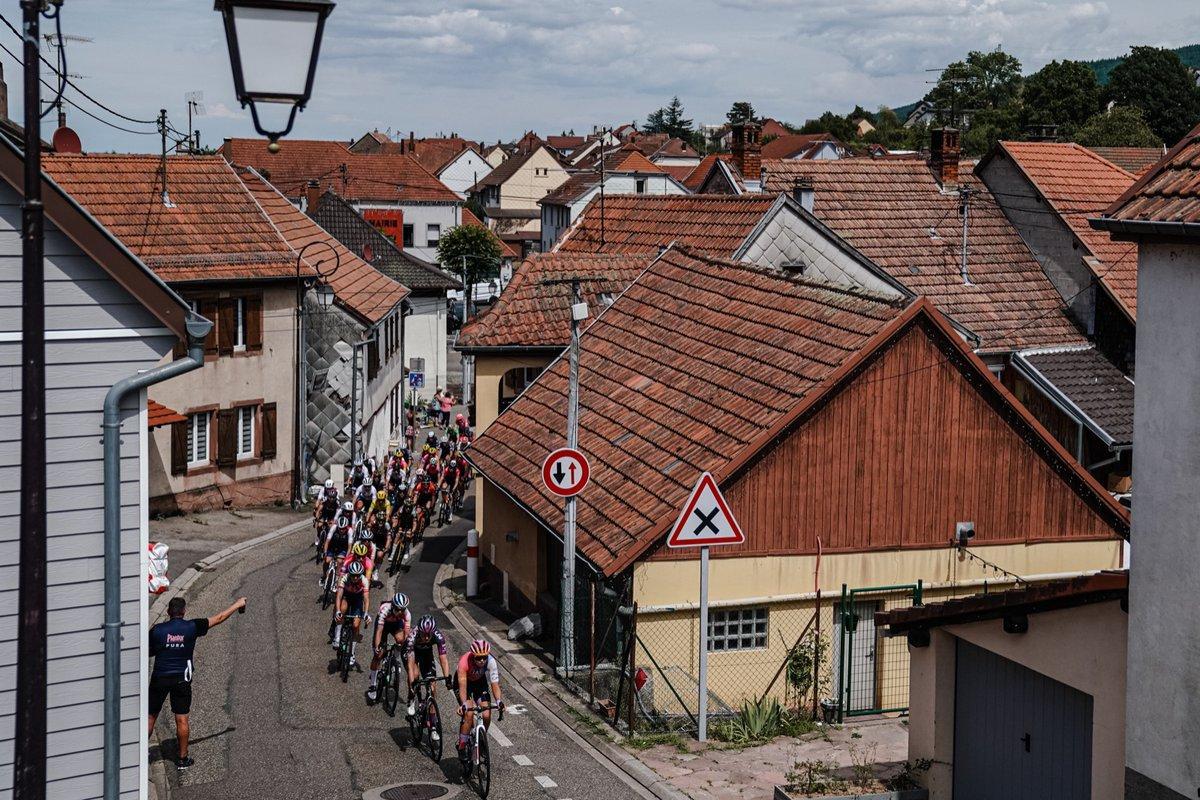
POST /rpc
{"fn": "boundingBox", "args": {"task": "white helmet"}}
[354,458,364,467]
[342,500,353,512]
[324,479,334,489]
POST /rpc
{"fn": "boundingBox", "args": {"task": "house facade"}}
[469,144,570,255]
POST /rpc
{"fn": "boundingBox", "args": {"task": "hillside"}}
[1083,43,1200,84]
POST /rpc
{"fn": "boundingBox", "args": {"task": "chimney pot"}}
[930,128,960,190]
[791,178,814,212]
[730,122,762,183]
[304,179,321,214]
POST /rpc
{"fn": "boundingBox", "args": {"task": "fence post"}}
[915,578,924,606]
[627,601,638,734]
[836,583,847,724]
[589,579,596,705]
[812,588,822,720]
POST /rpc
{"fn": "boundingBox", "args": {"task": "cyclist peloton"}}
[332,561,371,667]
[455,639,503,762]
[366,592,411,703]
[406,615,451,725]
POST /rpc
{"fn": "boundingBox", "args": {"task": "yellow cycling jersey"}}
[368,498,392,519]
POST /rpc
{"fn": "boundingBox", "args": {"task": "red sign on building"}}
[362,208,404,246]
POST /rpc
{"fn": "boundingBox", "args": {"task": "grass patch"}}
[625,732,685,751]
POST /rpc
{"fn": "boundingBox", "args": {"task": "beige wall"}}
[500,148,569,210]
[149,284,295,509]
[908,601,1127,800]
[478,479,545,609]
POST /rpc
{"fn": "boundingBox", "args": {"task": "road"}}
[153,493,649,800]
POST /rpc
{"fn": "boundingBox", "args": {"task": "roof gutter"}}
[1088,216,1200,239]
[102,312,212,800]
[1010,349,1122,449]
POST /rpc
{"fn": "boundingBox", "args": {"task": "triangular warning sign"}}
[667,472,746,548]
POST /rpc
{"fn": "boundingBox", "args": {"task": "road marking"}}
[512,754,532,766]
[506,703,528,715]
[534,775,558,789]
[489,723,513,747]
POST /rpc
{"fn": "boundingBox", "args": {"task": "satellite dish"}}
[52,126,82,154]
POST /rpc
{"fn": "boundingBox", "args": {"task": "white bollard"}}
[466,528,479,598]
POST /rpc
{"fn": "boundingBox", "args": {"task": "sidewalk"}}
[437,547,909,800]
[150,505,309,581]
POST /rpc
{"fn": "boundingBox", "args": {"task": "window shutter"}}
[368,337,380,381]
[217,299,236,356]
[217,408,238,468]
[246,293,263,352]
[200,299,219,356]
[261,402,278,460]
[171,421,188,475]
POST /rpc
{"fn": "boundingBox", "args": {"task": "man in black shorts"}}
[148,595,246,769]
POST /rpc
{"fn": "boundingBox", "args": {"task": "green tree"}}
[1022,59,1102,134]
[925,47,1023,125]
[1108,46,1200,145]
[1074,106,1162,148]
[726,101,757,125]
[961,107,1021,156]
[436,223,504,317]
[644,96,694,140]
[799,111,856,142]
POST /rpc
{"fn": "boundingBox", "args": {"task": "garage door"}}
[953,639,1092,800]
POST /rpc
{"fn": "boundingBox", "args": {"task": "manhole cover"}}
[379,785,450,800]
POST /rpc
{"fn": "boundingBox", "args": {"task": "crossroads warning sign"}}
[666,472,746,548]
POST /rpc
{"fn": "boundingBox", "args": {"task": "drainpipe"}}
[101,313,212,800]
[349,335,373,464]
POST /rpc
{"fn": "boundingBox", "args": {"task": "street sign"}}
[667,472,745,548]
[542,447,590,497]
[408,371,425,389]
[668,471,746,743]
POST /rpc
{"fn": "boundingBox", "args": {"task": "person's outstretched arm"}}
[207,597,247,628]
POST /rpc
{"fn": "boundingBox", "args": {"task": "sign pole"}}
[698,545,710,742]
[560,279,583,677]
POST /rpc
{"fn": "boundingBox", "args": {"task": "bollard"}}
[466,528,479,597]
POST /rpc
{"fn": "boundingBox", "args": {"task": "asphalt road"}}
[153,492,648,800]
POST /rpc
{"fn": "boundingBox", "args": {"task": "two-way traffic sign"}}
[667,472,745,548]
[542,447,590,497]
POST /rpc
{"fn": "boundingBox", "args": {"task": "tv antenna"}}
[185,91,206,153]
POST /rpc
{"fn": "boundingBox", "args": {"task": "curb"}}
[148,516,311,800]
[432,547,693,800]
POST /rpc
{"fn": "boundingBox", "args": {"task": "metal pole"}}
[460,256,469,406]
[627,600,638,733]
[559,279,582,676]
[15,2,46,796]
[350,342,360,464]
[589,579,596,704]
[698,546,710,741]
[959,187,971,285]
[812,588,822,720]
[293,262,303,506]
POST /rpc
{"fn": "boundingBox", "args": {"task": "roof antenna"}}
[599,128,607,248]
[959,186,973,285]
[157,109,175,208]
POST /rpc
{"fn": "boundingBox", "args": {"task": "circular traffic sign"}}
[542,447,590,497]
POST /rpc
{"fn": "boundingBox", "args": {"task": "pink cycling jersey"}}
[341,554,373,575]
[458,652,499,685]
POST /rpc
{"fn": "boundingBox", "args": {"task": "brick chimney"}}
[731,122,761,182]
[930,128,960,190]
[304,179,322,214]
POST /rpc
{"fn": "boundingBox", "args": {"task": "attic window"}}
[782,262,806,275]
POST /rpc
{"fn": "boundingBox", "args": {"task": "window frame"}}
[233,296,247,352]
[707,606,769,652]
[402,224,414,248]
[237,405,256,460]
[635,178,647,194]
[426,223,442,248]
[186,411,212,467]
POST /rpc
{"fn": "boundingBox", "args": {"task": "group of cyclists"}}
[308,411,504,771]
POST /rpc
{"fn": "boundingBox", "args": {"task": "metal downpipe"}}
[101,314,211,800]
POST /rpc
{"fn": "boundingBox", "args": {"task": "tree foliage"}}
[799,111,857,142]
[925,48,1023,124]
[1074,106,1163,148]
[435,223,503,287]
[1107,46,1199,145]
[644,96,694,140]
[1022,59,1102,134]
[726,101,757,125]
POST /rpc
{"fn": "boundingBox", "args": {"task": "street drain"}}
[379,785,450,800]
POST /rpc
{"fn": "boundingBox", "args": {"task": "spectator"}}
[433,387,445,425]
[439,390,455,428]
[148,595,246,770]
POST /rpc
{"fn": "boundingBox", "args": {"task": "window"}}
[233,297,246,351]
[708,607,768,651]
[187,412,211,466]
[499,366,544,411]
[403,224,414,248]
[426,224,441,248]
[237,406,255,459]
[636,178,646,194]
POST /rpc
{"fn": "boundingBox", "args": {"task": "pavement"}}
[150,506,310,582]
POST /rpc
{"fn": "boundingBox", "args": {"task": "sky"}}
[1,0,1196,153]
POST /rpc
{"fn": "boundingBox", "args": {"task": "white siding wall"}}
[0,183,175,799]
[439,151,493,199]
[405,294,448,401]
[354,202,460,264]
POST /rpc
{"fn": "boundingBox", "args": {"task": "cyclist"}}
[353,528,378,578]
[366,592,411,703]
[320,503,354,585]
[332,560,370,667]
[348,457,371,489]
[405,615,451,722]
[438,435,453,461]
[313,479,340,543]
[414,469,438,527]
[353,479,375,515]
[395,496,418,558]
[455,639,503,762]
[440,457,465,509]
[367,489,392,529]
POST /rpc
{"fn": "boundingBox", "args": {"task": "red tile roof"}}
[238,168,408,324]
[762,158,1087,352]
[1085,146,1164,176]
[554,194,778,256]
[1093,123,1200,233]
[661,164,696,184]
[456,253,652,350]
[540,150,668,207]
[221,138,460,203]
[460,207,520,259]
[42,153,300,282]
[547,135,587,151]
[467,247,910,573]
[761,132,836,160]
[147,399,186,429]
[990,141,1138,319]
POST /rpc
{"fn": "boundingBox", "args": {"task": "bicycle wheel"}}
[339,640,351,683]
[383,660,401,717]
[474,733,491,798]
[407,688,421,744]
[428,694,443,763]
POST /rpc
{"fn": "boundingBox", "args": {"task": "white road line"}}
[534,775,558,789]
[489,723,513,748]
[512,754,533,766]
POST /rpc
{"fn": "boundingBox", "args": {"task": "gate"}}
[834,582,921,720]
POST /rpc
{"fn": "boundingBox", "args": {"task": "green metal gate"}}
[835,582,922,721]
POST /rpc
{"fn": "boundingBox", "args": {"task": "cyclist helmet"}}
[351,542,369,557]
[416,468,425,478]
[404,496,415,507]
[324,479,334,490]
[470,639,491,658]
[354,457,363,467]
[449,459,458,468]
[357,528,373,542]
[391,592,410,610]
[346,561,365,577]
[417,614,436,634]
[342,500,353,512]
[376,490,387,500]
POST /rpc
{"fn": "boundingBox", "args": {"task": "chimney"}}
[409,131,415,152]
[930,128,960,190]
[304,179,322,214]
[0,63,9,120]
[730,121,761,182]
[791,178,814,212]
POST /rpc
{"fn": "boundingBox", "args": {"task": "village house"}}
[352,132,493,200]
[626,132,702,168]
[305,185,462,402]
[760,131,850,161]
[468,142,570,257]
[221,137,463,263]
[1084,145,1164,176]
[466,246,1126,724]
[538,147,689,251]
[0,134,197,800]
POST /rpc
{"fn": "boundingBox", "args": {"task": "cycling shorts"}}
[149,674,193,716]
[414,648,438,679]
[343,593,366,618]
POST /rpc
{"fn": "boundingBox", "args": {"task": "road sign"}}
[542,447,589,497]
[408,371,425,389]
[667,472,745,548]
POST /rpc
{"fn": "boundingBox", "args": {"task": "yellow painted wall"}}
[501,148,569,210]
[478,479,545,607]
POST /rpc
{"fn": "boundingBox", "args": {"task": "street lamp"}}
[214,0,335,151]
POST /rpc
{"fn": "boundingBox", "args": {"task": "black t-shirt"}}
[149,617,210,680]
